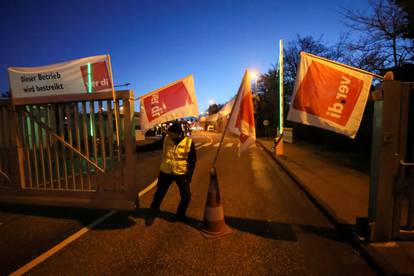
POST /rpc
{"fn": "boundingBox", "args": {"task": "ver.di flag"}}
[287,52,373,138]
[227,70,256,155]
[139,75,199,131]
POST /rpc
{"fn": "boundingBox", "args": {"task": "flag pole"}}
[275,39,284,155]
[211,71,247,168]
[279,39,284,136]
[107,54,120,147]
[303,52,385,80]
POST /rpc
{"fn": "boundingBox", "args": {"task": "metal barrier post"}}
[121,90,138,208]
[369,81,403,241]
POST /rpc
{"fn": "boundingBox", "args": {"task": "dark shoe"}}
[145,210,157,226]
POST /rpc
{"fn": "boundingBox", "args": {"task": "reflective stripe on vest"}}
[160,135,192,175]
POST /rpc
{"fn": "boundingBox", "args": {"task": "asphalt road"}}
[1,131,375,275]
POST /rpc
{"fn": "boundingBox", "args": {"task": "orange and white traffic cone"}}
[200,167,232,238]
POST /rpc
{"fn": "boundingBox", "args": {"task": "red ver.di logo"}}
[80,61,112,92]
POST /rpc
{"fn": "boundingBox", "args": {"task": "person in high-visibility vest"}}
[145,122,196,226]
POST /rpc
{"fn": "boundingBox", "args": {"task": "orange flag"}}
[139,75,199,131]
[228,70,256,155]
[287,52,373,138]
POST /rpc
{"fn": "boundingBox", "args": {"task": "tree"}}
[340,0,412,69]
[283,35,333,103]
[395,0,414,39]
[206,103,223,115]
[394,0,414,62]
[255,68,278,136]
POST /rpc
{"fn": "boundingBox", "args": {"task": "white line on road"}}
[197,142,212,150]
[212,143,220,147]
[195,142,202,146]
[11,179,159,276]
[10,210,116,276]
[138,179,158,197]
[205,134,213,144]
[225,143,233,148]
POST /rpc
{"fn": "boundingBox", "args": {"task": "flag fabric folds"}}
[287,52,373,138]
[227,70,256,155]
[139,75,199,131]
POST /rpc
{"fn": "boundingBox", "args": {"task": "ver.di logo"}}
[80,61,112,92]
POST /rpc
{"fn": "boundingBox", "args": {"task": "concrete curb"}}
[255,140,389,276]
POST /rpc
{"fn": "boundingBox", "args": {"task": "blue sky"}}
[0,0,371,112]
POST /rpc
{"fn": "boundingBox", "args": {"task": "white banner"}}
[139,75,199,131]
[8,55,113,104]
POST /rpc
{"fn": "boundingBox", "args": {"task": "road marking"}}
[11,178,159,276]
[212,143,220,147]
[10,210,116,276]
[138,179,158,197]
[371,241,399,248]
[197,142,212,150]
[225,143,233,148]
[195,142,202,146]
[204,134,213,144]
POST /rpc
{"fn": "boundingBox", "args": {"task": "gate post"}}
[369,80,403,241]
[121,90,138,208]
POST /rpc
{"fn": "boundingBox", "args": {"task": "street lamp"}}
[250,70,259,92]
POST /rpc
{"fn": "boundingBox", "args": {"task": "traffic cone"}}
[200,167,232,238]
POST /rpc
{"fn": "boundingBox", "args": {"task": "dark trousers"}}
[150,171,191,216]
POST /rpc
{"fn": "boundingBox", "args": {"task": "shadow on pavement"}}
[131,208,202,228]
[132,208,345,242]
[0,203,136,230]
[93,212,136,230]
[226,216,345,242]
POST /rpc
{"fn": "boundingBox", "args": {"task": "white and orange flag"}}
[287,52,373,138]
[227,70,256,155]
[139,75,199,131]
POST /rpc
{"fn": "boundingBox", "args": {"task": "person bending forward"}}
[145,122,196,226]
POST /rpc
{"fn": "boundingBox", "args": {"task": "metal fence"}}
[0,99,13,189]
[0,90,137,210]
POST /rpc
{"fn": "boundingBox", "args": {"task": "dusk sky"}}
[0,0,371,112]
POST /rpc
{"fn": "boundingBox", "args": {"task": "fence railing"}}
[0,90,138,210]
[0,98,12,188]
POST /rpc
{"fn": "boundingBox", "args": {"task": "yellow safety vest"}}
[160,135,192,175]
